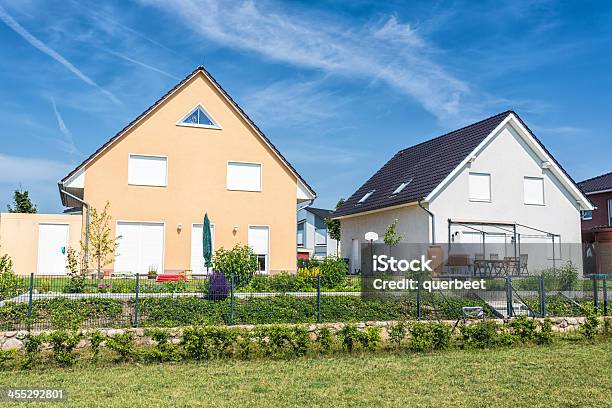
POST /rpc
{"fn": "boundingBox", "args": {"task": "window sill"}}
[128,183,168,188]
[176,123,222,130]
[469,199,491,203]
[524,203,545,206]
[227,188,262,193]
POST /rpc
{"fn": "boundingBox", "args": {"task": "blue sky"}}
[0,0,610,212]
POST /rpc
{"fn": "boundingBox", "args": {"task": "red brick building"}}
[578,172,612,275]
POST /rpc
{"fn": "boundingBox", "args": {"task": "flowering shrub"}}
[207,272,229,301]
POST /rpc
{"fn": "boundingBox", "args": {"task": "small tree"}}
[213,245,258,288]
[384,219,404,250]
[324,198,345,254]
[7,189,37,213]
[82,202,120,279]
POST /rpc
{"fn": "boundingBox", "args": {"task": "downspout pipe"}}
[418,199,436,244]
[59,185,90,268]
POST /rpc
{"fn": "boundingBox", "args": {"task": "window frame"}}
[297,221,306,247]
[468,172,491,202]
[226,161,263,192]
[176,104,222,130]
[581,210,593,221]
[608,199,612,226]
[523,176,545,206]
[248,225,270,274]
[127,154,168,187]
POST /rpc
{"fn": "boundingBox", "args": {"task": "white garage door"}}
[37,224,69,275]
[191,224,215,274]
[115,222,165,274]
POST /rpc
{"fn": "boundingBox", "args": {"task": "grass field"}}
[0,340,610,407]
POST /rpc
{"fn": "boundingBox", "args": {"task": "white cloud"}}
[0,154,71,184]
[0,5,121,106]
[138,0,471,122]
[107,50,181,80]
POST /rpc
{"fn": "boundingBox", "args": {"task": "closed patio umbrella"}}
[203,213,213,272]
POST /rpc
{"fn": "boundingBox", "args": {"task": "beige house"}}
[1,67,315,275]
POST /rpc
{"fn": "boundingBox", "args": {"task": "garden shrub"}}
[0,254,25,301]
[181,326,238,360]
[388,320,408,348]
[22,333,45,369]
[460,321,500,349]
[0,349,14,368]
[508,315,537,342]
[48,330,82,366]
[534,318,554,345]
[105,332,137,362]
[359,326,381,351]
[63,248,86,294]
[338,324,360,352]
[207,272,229,301]
[254,325,309,358]
[146,329,180,362]
[318,256,348,289]
[431,323,452,350]
[409,323,434,352]
[541,261,578,291]
[88,330,103,359]
[580,314,600,341]
[316,327,334,352]
[213,245,258,288]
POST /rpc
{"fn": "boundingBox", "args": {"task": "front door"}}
[37,224,69,275]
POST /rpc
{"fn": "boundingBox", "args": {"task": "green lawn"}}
[0,341,610,407]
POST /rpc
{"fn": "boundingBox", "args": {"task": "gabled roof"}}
[578,172,612,194]
[334,110,592,218]
[304,207,334,220]
[58,66,316,203]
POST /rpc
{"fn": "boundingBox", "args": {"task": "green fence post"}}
[317,274,321,323]
[603,277,607,316]
[27,272,34,321]
[416,278,422,320]
[230,273,235,325]
[539,275,546,317]
[592,276,599,313]
[134,273,140,327]
[506,276,513,318]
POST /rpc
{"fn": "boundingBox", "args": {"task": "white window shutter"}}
[227,162,261,191]
[128,155,167,186]
[469,173,491,201]
[524,177,544,205]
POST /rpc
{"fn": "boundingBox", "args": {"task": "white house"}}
[333,111,594,275]
[297,207,339,260]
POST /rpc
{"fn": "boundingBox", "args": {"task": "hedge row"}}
[0,293,491,330]
[1,316,609,370]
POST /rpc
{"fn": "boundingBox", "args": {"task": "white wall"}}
[339,204,430,268]
[429,123,583,271]
[297,208,338,258]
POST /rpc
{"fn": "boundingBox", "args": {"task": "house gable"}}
[59,67,315,203]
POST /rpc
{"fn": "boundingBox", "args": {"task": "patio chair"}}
[519,254,529,275]
[447,254,471,276]
[489,253,499,260]
[473,254,486,276]
[503,257,520,276]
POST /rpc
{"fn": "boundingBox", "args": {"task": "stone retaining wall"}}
[1,316,609,351]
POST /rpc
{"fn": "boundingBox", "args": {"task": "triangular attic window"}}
[179,105,220,128]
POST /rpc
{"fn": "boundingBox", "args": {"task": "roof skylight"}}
[391,178,412,195]
[357,189,375,203]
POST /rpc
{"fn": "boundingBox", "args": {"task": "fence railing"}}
[0,273,607,331]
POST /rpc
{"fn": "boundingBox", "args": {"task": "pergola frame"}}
[447,219,561,271]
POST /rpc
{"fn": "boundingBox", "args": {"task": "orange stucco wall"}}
[79,72,299,273]
[0,213,82,275]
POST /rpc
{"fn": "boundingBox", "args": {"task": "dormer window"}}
[177,105,221,129]
[358,190,375,204]
[391,179,412,195]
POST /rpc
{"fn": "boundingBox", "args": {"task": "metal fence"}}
[0,273,607,331]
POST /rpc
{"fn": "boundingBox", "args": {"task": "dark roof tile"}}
[578,172,612,193]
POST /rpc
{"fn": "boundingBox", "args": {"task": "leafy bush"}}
[0,349,14,368]
[535,318,554,345]
[146,329,180,362]
[181,326,238,360]
[359,326,381,351]
[409,323,434,352]
[48,330,82,366]
[318,256,348,289]
[0,254,25,301]
[317,327,334,352]
[89,330,103,359]
[509,315,537,342]
[389,321,408,348]
[207,272,229,301]
[105,332,137,362]
[460,321,500,349]
[580,314,600,341]
[431,323,452,350]
[213,245,258,288]
[63,248,87,293]
[338,324,360,352]
[541,261,578,291]
[254,325,310,357]
[22,333,45,369]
